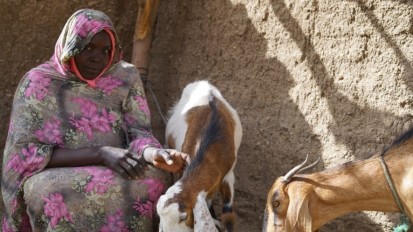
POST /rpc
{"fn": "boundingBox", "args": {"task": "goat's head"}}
[263,155,320,232]
[157,182,194,232]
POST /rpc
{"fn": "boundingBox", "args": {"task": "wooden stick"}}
[131,0,159,76]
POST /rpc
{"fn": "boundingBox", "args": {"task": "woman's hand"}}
[99,146,147,179]
[143,147,190,173]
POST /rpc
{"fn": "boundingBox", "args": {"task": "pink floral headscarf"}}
[52,9,122,84]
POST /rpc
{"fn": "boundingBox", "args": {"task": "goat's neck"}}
[302,153,409,230]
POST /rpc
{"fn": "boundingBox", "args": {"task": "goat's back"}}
[165,80,242,154]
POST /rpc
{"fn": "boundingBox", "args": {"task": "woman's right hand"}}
[99,146,147,179]
[143,147,190,173]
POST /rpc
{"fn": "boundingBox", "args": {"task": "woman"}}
[2,9,187,231]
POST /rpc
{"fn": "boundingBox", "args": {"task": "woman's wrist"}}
[97,146,116,165]
[142,146,156,164]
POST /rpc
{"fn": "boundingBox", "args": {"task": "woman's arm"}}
[47,147,101,167]
[47,146,147,179]
[121,69,188,173]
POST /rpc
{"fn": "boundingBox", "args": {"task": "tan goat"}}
[263,129,413,232]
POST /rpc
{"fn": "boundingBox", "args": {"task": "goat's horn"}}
[298,156,321,174]
[282,154,320,183]
[283,154,309,183]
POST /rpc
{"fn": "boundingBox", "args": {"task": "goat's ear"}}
[286,196,312,232]
[179,212,188,222]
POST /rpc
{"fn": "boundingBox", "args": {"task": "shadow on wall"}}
[271,0,409,154]
[150,0,413,231]
[151,2,321,230]
[150,0,393,231]
[270,0,412,231]
[350,0,413,91]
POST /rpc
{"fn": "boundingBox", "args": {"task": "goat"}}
[157,80,243,232]
[263,128,413,232]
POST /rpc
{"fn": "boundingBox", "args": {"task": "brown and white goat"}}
[263,129,413,232]
[157,80,242,232]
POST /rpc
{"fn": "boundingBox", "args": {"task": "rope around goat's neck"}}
[393,215,411,232]
[379,155,411,232]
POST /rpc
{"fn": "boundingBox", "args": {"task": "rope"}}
[140,73,168,126]
[147,82,168,125]
[393,215,411,232]
[379,155,412,232]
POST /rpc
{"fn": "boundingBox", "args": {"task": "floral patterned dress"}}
[2,9,170,232]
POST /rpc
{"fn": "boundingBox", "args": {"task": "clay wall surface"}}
[1,0,413,231]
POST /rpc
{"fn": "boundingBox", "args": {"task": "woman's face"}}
[74,30,112,80]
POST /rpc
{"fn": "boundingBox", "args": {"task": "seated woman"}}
[2,9,187,231]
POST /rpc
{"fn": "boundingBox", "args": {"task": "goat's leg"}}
[194,194,219,232]
[220,170,236,232]
[207,198,218,219]
[206,197,223,229]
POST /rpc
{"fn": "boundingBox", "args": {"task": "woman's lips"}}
[80,66,102,79]
[85,66,102,72]
[84,66,102,75]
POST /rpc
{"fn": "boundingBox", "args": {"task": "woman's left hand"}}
[143,147,190,173]
[99,146,147,179]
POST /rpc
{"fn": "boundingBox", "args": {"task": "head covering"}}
[52,9,122,87]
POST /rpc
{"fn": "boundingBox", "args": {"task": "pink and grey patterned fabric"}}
[2,9,168,231]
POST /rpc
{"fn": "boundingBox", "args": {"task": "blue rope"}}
[393,215,411,232]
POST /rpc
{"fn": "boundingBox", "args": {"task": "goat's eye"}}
[179,213,188,223]
[272,200,280,208]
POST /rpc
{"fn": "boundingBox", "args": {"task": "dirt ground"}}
[2,0,413,231]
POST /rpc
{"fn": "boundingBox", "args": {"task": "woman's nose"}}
[90,49,106,63]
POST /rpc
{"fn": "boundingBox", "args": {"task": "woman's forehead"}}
[89,31,112,46]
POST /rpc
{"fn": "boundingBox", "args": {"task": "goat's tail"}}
[185,94,222,173]
[199,94,221,154]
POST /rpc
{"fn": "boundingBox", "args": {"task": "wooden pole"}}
[132,0,159,79]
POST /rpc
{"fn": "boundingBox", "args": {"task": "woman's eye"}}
[84,46,92,51]
[105,49,111,54]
